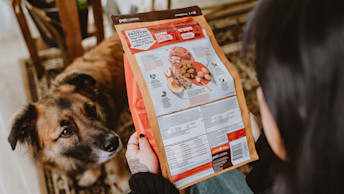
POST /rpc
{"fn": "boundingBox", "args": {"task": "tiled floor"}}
[0,2,43,194]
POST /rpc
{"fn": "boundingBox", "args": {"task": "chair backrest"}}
[24,0,63,47]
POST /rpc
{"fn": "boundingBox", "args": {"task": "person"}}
[126,0,344,193]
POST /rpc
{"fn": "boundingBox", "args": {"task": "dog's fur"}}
[8,34,133,191]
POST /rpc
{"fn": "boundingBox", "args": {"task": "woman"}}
[126,0,344,193]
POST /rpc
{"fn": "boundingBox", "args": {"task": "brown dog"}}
[8,33,133,191]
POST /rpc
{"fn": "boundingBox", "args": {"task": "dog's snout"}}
[103,135,119,152]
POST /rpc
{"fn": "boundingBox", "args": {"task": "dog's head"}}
[8,72,122,175]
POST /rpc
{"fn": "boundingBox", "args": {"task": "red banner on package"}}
[171,162,212,183]
[122,18,205,54]
[211,143,230,155]
[227,128,246,142]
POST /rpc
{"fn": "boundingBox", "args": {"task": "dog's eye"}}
[60,127,73,138]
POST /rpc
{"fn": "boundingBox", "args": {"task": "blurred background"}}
[0,0,258,193]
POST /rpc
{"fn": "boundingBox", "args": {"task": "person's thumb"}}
[138,134,153,152]
[126,132,139,159]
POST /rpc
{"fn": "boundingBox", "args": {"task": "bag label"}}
[122,18,251,188]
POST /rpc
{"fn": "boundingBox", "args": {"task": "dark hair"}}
[243,0,344,193]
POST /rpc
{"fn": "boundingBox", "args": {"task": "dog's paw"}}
[77,168,101,187]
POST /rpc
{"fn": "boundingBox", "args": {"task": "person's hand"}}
[126,132,159,174]
[250,112,261,142]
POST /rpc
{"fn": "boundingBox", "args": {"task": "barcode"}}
[231,142,243,161]
[230,137,251,165]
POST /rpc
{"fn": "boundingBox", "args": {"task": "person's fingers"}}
[250,112,261,142]
[126,132,139,159]
[128,132,139,144]
[138,134,153,152]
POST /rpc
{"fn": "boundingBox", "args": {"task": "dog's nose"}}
[103,135,119,152]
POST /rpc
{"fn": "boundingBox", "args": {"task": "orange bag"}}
[124,53,158,155]
[113,6,258,189]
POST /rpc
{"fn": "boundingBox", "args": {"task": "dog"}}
[8,33,134,192]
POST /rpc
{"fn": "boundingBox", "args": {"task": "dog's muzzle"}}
[93,133,122,163]
[101,135,120,152]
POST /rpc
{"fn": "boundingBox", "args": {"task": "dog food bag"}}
[112,6,258,189]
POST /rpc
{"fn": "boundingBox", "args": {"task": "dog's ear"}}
[57,72,98,99]
[8,104,38,150]
[60,72,96,90]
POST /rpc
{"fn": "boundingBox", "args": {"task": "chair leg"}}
[92,0,104,44]
[56,0,84,63]
[12,1,45,79]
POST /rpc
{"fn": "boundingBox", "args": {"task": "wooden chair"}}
[11,0,104,80]
[24,0,69,66]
